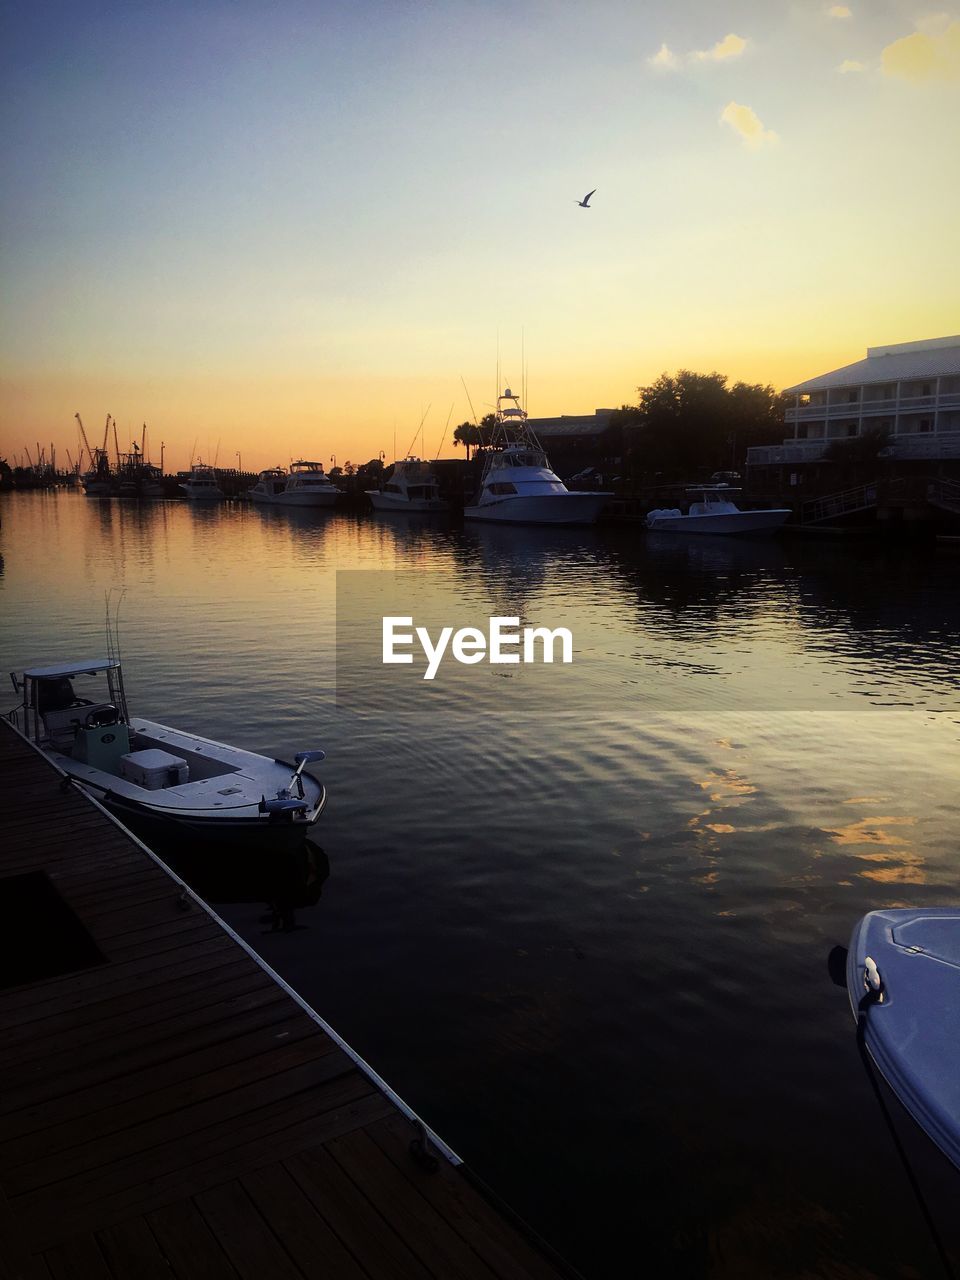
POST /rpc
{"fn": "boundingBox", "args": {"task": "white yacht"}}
[646,486,791,535]
[8,657,326,849]
[179,462,224,501]
[463,389,609,525]
[248,460,340,507]
[367,457,447,513]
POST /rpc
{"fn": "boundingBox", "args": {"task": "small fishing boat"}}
[463,388,609,525]
[248,460,339,507]
[646,486,790,535]
[8,657,326,849]
[846,908,960,1170]
[179,462,224,501]
[366,457,447,512]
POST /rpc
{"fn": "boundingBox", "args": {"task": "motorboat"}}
[248,460,339,507]
[845,909,960,1172]
[366,457,447,512]
[179,462,224,501]
[8,657,326,849]
[463,388,609,525]
[646,486,790,535]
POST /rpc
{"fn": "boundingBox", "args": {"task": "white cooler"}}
[120,748,189,790]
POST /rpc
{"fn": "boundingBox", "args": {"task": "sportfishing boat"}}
[8,657,326,849]
[646,486,790,535]
[463,388,609,525]
[179,462,224,501]
[367,457,447,512]
[846,908,960,1172]
[248,460,339,507]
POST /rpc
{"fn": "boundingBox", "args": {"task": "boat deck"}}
[0,721,575,1280]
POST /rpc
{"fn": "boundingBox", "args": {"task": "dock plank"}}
[238,1163,366,1280]
[146,1199,240,1280]
[96,1219,175,1280]
[194,1182,304,1280]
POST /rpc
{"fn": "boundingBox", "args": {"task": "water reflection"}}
[159,838,330,931]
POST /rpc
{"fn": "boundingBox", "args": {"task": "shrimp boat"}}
[463,388,609,525]
[8,657,326,850]
[248,460,339,507]
[366,457,447,512]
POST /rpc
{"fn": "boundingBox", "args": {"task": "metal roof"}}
[529,411,616,438]
[787,336,960,393]
[23,658,119,678]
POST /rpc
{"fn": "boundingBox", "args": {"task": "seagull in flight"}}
[576,188,596,208]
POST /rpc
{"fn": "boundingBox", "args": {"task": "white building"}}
[747,335,960,466]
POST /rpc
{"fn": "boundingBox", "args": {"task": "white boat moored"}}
[249,460,340,507]
[367,457,447,512]
[463,388,609,526]
[179,462,224,501]
[646,486,790,535]
[8,658,326,849]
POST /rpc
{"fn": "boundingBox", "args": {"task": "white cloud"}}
[916,12,952,36]
[838,59,865,72]
[719,101,779,148]
[881,18,960,81]
[828,6,853,19]
[691,33,748,62]
[648,42,679,70]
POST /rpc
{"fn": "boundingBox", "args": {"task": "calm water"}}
[2,489,959,1278]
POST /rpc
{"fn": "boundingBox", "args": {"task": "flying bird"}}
[576,188,596,208]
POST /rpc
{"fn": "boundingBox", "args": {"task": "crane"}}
[75,413,95,472]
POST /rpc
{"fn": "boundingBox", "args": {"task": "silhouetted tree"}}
[453,414,497,460]
[616,370,787,479]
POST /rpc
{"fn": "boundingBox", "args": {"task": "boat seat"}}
[41,706,89,751]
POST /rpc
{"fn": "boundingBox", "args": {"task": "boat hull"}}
[367,492,447,513]
[463,493,607,526]
[98,783,326,850]
[250,490,338,507]
[646,510,790,535]
[847,908,960,1171]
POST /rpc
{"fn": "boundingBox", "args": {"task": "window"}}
[921,383,932,396]
[487,482,518,496]
[847,389,859,403]
[919,418,932,433]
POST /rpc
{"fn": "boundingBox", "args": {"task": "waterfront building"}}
[747,335,960,469]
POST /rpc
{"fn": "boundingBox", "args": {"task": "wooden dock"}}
[0,722,576,1280]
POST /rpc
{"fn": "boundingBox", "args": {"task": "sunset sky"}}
[2,1,958,473]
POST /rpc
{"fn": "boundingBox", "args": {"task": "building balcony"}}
[747,431,960,466]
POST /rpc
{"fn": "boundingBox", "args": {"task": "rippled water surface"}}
[2,490,959,1278]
